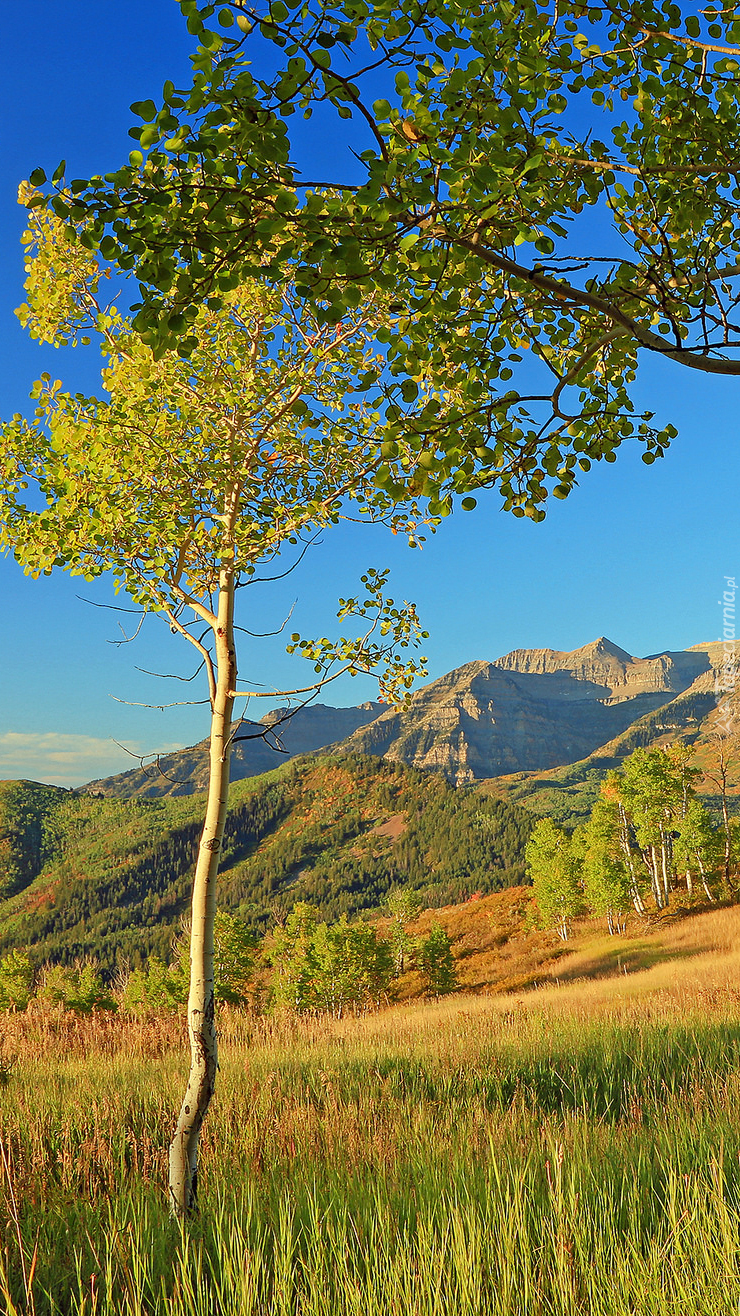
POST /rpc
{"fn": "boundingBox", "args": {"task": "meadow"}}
[4,905,740,1314]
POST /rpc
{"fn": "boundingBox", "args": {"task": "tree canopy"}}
[28,0,740,517]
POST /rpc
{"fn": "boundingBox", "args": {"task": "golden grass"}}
[7,899,740,1313]
[4,890,740,1069]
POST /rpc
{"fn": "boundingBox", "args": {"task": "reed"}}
[3,959,740,1312]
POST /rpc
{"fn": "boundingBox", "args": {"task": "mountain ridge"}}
[79,636,733,798]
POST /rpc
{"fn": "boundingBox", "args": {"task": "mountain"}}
[2,636,735,973]
[339,639,714,783]
[85,701,383,798]
[480,685,721,826]
[495,636,711,699]
[81,637,727,797]
[0,755,531,973]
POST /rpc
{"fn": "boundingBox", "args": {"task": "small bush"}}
[0,948,34,1012]
[418,921,458,996]
[37,960,116,1014]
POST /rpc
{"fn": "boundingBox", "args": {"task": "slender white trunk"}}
[631,890,646,914]
[169,570,236,1219]
[618,803,645,914]
[660,835,670,903]
[646,846,663,909]
[721,793,734,894]
[697,854,715,903]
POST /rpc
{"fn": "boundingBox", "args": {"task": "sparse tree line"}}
[0,891,457,1018]
[527,744,739,940]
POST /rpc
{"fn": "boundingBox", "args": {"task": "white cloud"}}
[0,733,184,788]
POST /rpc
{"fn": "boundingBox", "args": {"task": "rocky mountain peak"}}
[82,639,720,797]
[494,637,710,702]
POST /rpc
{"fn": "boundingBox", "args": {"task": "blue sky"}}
[0,2,737,786]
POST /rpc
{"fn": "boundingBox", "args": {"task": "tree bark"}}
[168,570,236,1219]
[660,833,670,904]
[720,792,734,895]
[647,846,664,909]
[711,748,735,896]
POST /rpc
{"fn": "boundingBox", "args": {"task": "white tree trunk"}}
[618,803,645,913]
[645,846,663,909]
[169,571,236,1218]
[660,836,670,903]
[697,855,715,902]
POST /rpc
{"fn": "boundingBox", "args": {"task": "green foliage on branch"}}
[34,1,740,518]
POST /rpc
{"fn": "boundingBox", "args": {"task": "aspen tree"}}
[0,201,430,1217]
[526,818,583,942]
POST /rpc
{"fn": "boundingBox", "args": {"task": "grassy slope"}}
[378,881,740,1003]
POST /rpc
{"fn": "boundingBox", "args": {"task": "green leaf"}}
[131,99,157,121]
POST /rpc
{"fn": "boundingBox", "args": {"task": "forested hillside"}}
[0,755,531,973]
[0,780,69,897]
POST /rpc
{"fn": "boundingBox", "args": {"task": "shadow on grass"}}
[257,1018,740,1124]
[549,938,710,984]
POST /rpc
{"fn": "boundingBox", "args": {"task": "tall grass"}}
[4,988,740,1314]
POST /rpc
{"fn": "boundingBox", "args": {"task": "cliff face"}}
[495,637,711,701]
[338,642,712,784]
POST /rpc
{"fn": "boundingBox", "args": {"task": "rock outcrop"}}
[338,641,713,784]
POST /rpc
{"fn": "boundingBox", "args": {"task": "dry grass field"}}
[4,895,740,1314]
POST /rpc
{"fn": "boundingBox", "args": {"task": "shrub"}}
[418,922,457,996]
[0,949,34,1012]
[37,960,116,1013]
